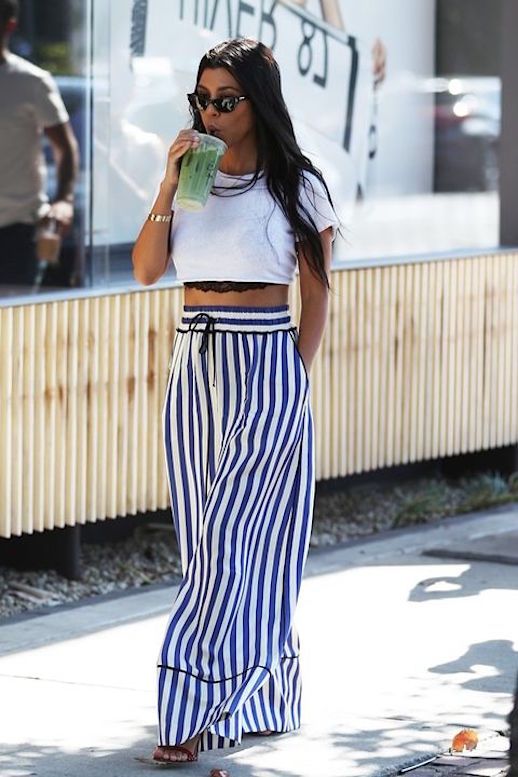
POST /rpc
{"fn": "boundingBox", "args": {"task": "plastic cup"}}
[176,133,227,211]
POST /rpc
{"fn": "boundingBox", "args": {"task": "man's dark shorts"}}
[0,223,38,286]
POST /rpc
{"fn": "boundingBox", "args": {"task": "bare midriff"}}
[183,281,290,308]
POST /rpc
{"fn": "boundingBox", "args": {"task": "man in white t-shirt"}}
[0,0,79,286]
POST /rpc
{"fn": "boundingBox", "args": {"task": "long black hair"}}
[190,38,340,291]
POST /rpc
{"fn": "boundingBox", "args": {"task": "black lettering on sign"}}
[297,19,328,88]
[130,0,148,57]
[343,38,359,152]
[209,0,233,36]
[259,0,278,50]
[236,1,255,37]
[189,0,209,26]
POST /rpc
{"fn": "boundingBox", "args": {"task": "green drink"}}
[176,133,227,211]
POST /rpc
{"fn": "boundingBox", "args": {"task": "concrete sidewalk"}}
[0,508,517,777]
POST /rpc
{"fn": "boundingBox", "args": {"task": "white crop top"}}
[169,169,339,285]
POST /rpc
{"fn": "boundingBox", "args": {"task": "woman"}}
[132,37,339,765]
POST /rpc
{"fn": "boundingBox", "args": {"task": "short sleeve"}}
[32,72,69,129]
[297,171,339,242]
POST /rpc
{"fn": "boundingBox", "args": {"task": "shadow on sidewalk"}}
[0,721,455,777]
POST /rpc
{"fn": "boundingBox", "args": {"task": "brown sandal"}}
[144,740,200,765]
[157,745,198,763]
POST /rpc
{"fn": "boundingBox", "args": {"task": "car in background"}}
[431,76,500,192]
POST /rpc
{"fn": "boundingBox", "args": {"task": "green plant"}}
[457,472,513,513]
[392,483,450,528]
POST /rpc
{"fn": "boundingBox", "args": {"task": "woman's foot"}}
[152,735,200,763]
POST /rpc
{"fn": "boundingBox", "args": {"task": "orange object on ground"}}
[450,729,479,752]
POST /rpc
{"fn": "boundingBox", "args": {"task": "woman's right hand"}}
[163,129,201,188]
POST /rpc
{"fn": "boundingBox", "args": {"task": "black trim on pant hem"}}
[157,655,300,684]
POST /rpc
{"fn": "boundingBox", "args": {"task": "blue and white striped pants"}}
[157,304,315,752]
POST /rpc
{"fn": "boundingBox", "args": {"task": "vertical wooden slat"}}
[399,265,409,463]
[401,264,414,463]
[65,299,79,525]
[32,305,46,531]
[472,256,485,452]
[360,270,371,471]
[12,308,24,535]
[337,274,348,474]
[407,262,418,462]
[438,261,449,456]
[0,310,13,536]
[146,291,160,509]
[157,289,173,509]
[86,297,99,522]
[393,265,406,463]
[377,267,389,469]
[117,295,130,517]
[54,303,68,527]
[344,272,355,474]
[332,276,341,477]
[347,271,358,473]
[482,257,495,450]
[76,299,89,524]
[312,295,325,478]
[492,257,502,445]
[127,293,139,514]
[453,260,464,454]
[44,303,58,529]
[459,260,471,453]
[497,256,508,445]
[22,306,35,533]
[511,255,518,441]
[137,292,150,511]
[446,260,457,456]
[502,256,512,444]
[384,266,398,468]
[106,294,120,518]
[370,268,382,470]
[415,261,428,460]
[96,296,110,519]
[453,260,463,454]
[494,255,504,448]
[430,260,442,458]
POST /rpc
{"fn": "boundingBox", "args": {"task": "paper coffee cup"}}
[36,218,62,264]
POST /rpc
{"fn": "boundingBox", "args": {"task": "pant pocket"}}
[288,329,310,386]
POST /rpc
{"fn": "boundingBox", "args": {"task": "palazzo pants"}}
[157,304,315,752]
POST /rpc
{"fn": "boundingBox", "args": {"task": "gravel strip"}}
[1,473,517,619]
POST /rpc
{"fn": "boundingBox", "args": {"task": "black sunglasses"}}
[187,92,248,114]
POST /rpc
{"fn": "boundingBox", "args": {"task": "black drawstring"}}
[188,312,218,388]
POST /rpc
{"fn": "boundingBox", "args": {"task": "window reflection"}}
[0,0,505,300]
[1,0,85,298]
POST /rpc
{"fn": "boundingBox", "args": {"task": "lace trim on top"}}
[183,281,276,292]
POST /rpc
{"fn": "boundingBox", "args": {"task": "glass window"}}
[92,0,504,282]
[3,0,89,297]
[1,0,505,300]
